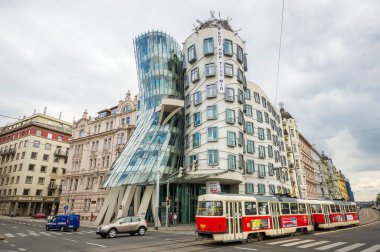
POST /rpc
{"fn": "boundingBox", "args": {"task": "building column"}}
[39,202,44,213]
[26,202,32,216]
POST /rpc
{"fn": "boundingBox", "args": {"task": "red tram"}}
[196,194,359,242]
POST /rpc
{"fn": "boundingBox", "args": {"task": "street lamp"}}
[165,167,185,229]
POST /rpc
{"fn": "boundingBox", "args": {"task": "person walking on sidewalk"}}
[169,212,174,226]
[173,212,177,226]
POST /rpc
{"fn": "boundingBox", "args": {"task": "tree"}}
[377,193,380,206]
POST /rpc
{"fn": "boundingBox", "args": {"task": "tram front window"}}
[197,201,223,216]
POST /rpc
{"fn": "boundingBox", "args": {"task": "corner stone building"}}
[59,92,137,221]
[0,114,71,216]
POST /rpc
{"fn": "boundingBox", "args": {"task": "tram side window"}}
[281,203,290,214]
[258,202,268,215]
[290,203,298,214]
[197,201,223,216]
[311,204,322,213]
[244,202,257,215]
[299,203,307,214]
[330,205,337,213]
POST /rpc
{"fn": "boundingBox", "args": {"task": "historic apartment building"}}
[311,145,329,199]
[0,114,71,216]
[59,92,137,221]
[280,106,307,199]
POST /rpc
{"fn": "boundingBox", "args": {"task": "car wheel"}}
[73,228,78,231]
[60,226,65,232]
[137,227,146,236]
[100,234,107,238]
[108,228,117,238]
[46,226,49,231]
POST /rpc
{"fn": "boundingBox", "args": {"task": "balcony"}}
[54,148,68,158]
[49,183,58,190]
[0,147,16,156]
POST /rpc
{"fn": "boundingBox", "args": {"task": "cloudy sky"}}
[1,0,379,201]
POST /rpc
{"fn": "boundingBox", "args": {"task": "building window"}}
[226,109,235,124]
[58,135,63,142]
[264,112,269,124]
[228,155,236,170]
[257,111,263,123]
[225,88,234,101]
[245,183,254,194]
[207,127,218,142]
[246,160,255,174]
[224,63,233,77]
[259,146,266,158]
[52,167,58,173]
[188,44,196,63]
[185,94,191,108]
[258,184,266,194]
[205,63,215,76]
[262,97,267,108]
[224,39,233,56]
[247,140,255,154]
[237,89,244,103]
[40,165,46,173]
[238,109,244,125]
[258,128,265,140]
[193,91,202,105]
[207,150,219,165]
[191,68,200,82]
[245,89,251,100]
[185,113,190,128]
[206,105,218,120]
[184,135,189,149]
[246,122,254,135]
[237,45,244,63]
[268,163,274,176]
[254,92,261,103]
[268,145,273,158]
[33,141,40,148]
[38,177,45,185]
[238,154,244,170]
[23,189,30,196]
[269,185,276,195]
[184,74,189,89]
[30,152,38,159]
[238,131,244,147]
[245,105,253,117]
[203,38,214,55]
[193,133,201,148]
[237,69,244,83]
[267,129,272,140]
[47,133,53,139]
[36,130,42,137]
[25,176,33,184]
[227,131,236,146]
[193,112,202,127]
[206,84,217,98]
[258,165,266,177]
[28,164,35,171]
[43,154,49,161]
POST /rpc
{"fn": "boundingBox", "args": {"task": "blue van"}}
[46,214,80,231]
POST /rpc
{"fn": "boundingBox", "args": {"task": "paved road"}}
[1,209,379,252]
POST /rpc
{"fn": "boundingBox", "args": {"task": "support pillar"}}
[26,202,32,217]
[39,202,44,214]
[133,187,141,216]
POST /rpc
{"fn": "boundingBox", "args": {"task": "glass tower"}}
[102,31,183,187]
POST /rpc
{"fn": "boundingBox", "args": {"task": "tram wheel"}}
[256,232,264,241]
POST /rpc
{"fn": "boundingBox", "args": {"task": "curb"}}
[0,235,4,240]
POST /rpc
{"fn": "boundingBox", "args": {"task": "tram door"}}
[322,204,331,225]
[226,201,243,240]
[306,204,312,226]
[270,203,281,235]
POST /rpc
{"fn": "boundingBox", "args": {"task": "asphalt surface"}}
[0,208,379,252]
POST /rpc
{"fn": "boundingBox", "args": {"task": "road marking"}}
[3,240,9,243]
[334,243,366,252]
[4,234,15,238]
[16,233,27,237]
[234,247,257,251]
[316,242,347,250]
[281,239,315,247]
[86,242,106,248]
[62,238,78,243]
[39,232,51,236]
[267,238,301,245]
[314,221,380,236]
[298,241,330,248]
[360,245,380,252]
[28,232,39,237]
[12,227,17,229]
[17,249,26,251]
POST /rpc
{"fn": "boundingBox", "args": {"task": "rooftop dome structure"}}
[279,102,294,119]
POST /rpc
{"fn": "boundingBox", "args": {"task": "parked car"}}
[31,213,47,219]
[46,214,80,231]
[96,216,148,238]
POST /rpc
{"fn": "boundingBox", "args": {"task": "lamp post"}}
[165,167,185,229]
[154,170,159,230]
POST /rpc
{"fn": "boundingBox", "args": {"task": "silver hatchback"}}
[96,216,148,238]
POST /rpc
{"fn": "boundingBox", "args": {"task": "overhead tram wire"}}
[275,0,285,106]
[0,114,20,120]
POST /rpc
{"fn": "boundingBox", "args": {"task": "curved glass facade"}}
[103,31,183,187]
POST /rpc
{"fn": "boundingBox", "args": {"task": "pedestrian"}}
[90,212,94,222]
[169,212,174,226]
[173,212,177,226]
